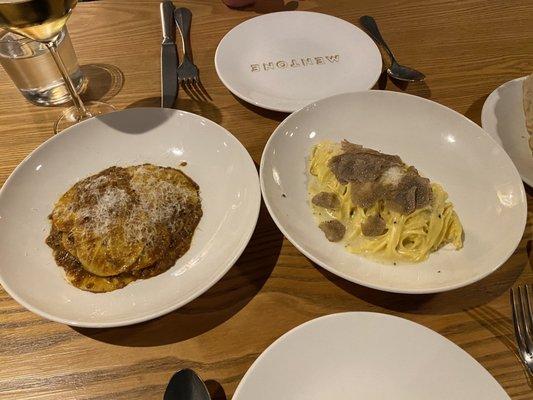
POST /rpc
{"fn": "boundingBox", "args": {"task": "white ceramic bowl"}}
[260,91,526,294]
[215,11,382,112]
[233,312,510,400]
[481,76,533,187]
[0,108,261,327]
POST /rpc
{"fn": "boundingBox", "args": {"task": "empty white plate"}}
[215,11,382,112]
[260,91,526,294]
[481,76,533,186]
[233,312,510,400]
[0,108,261,327]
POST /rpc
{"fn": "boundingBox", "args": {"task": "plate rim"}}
[232,311,509,399]
[0,107,261,328]
[214,10,382,113]
[259,90,527,294]
[480,75,532,187]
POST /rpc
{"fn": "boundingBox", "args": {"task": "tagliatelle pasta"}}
[308,141,463,263]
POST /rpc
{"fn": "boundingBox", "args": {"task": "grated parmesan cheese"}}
[69,165,198,251]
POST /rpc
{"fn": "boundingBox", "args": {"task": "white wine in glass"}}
[0,0,115,133]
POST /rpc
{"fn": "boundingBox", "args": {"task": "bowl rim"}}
[0,107,262,327]
[259,90,527,294]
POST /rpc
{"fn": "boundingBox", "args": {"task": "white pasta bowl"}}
[0,108,261,327]
[260,91,526,294]
[233,313,509,399]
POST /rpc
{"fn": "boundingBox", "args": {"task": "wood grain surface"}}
[1,0,533,398]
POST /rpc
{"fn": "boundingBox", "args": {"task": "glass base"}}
[23,70,87,106]
[53,101,116,134]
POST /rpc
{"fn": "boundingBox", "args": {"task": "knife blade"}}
[160,1,178,108]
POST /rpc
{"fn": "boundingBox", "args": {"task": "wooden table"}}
[1,0,532,398]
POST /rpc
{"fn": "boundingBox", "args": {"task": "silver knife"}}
[160,1,178,108]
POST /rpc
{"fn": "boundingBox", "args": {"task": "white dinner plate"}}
[0,108,261,328]
[233,312,510,400]
[481,76,533,186]
[260,91,526,294]
[215,11,382,112]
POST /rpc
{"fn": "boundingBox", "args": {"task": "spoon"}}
[359,15,425,82]
[164,369,211,400]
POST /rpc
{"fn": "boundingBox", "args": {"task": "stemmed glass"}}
[0,0,115,133]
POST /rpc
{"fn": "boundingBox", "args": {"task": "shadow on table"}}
[232,94,288,122]
[403,80,431,99]
[253,0,298,13]
[94,105,173,133]
[80,63,124,102]
[126,97,223,125]
[468,305,533,390]
[467,305,517,357]
[371,71,432,98]
[126,96,160,108]
[464,93,489,125]
[373,70,388,90]
[228,0,298,13]
[206,380,228,400]
[392,78,432,98]
[73,202,282,346]
[317,236,531,315]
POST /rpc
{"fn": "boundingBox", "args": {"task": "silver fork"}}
[510,284,533,375]
[174,7,199,86]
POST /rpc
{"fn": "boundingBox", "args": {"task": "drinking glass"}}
[0,27,87,106]
[0,0,115,133]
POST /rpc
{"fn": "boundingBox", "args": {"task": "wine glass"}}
[0,0,115,133]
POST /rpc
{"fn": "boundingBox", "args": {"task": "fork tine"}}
[185,79,201,102]
[191,79,207,102]
[181,79,193,98]
[511,287,529,361]
[195,78,213,101]
[523,285,533,354]
[189,80,200,102]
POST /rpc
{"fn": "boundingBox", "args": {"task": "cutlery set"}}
[160,1,203,107]
[159,1,178,108]
[164,369,211,400]
[511,285,533,376]
[160,3,427,109]
[359,15,425,82]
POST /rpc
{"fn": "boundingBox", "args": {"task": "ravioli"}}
[46,164,202,292]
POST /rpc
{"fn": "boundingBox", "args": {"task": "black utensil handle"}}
[174,7,193,58]
[359,15,394,61]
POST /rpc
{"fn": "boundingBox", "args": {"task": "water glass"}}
[0,27,86,106]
